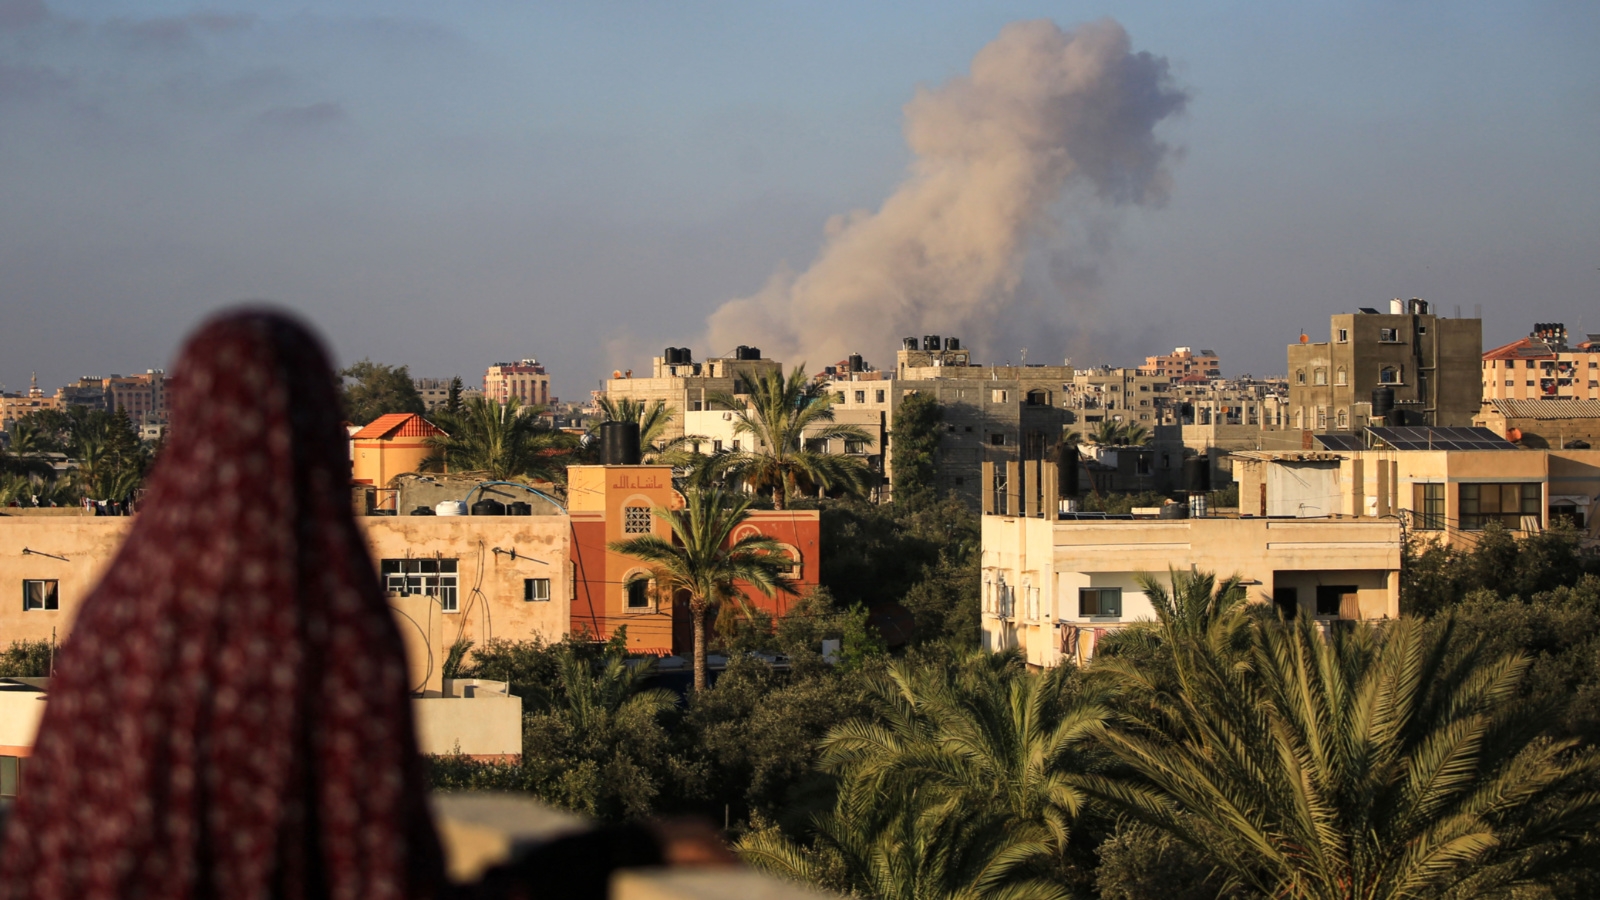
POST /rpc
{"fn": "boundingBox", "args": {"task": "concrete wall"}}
[0,515,572,683]
[413,685,522,760]
[981,514,1401,667]
[0,684,47,757]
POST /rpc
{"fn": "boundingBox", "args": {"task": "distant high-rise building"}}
[1481,323,1600,402]
[484,359,551,408]
[1141,347,1221,382]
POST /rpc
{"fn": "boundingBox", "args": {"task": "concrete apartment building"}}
[601,347,781,442]
[1064,366,1174,430]
[1286,299,1482,432]
[413,377,483,412]
[1481,324,1600,402]
[483,359,552,408]
[1141,346,1221,382]
[1231,440,1600,549]
[0,376,62,433]
[978,457,1402,668]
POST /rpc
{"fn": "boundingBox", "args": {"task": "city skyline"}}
[2,1,1596,400]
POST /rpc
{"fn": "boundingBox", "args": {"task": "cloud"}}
[703,18,1187,369]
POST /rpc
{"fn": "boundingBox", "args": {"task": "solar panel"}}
[1367,426,1516,451]
[1314,433,1365,451]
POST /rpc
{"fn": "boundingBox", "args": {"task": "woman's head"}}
[0,309,442,900]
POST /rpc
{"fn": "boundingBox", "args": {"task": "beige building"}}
[483,359,552,408]
[979,463,1401,667]
[413,378,483,412]
[0,375,62,433]
[1286,299,1482,432]
[1475,399,1600,449]
[1481,324,1600,402]
[1232,446,1600,548]
[0,511,571,668]
[1141,346,1221,382]
[601,347,781,442]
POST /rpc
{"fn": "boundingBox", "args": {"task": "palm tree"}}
[741,654,1102,899]
[1120,423,1150,446]
[1083,599,1600,900]
[608,487,798,691]
[707,366,871,509]
[425,396,571,483]
[740,773,1071,900]
[1088,420,1125,446]
[592,396,704,466]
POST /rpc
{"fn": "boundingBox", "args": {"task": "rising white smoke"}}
[703,19,1187,368]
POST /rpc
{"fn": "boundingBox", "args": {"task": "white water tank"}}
[435,500,467,517]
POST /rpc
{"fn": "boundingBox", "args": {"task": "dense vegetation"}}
[431,506,1600,900]
[1,406,150,506]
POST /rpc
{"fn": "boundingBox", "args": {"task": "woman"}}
[0,311,701,899]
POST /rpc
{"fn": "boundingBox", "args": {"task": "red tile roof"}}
[1483,337,1558,361]
[350,413,444,440]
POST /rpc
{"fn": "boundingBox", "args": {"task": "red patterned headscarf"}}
[0,311,447,900]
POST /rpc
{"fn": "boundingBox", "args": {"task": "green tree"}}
[0,640,54,677]
[340,358,426,425]
[707,366,871,509]
[609,488,798,692]
[424,396,571,483]
[445,375,465,416]
[1085,592,1600,900]
[741,654,1102,900]
[889,392,943,503]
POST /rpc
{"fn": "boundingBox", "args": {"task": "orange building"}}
[351,413,445,486]
[567,465,820,655]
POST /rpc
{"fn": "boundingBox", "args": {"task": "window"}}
[1274,587,1299,620]
[524,578,551,602]
[381,559,459,612]
[1412,483,1444,530]
[989,433,1006,446]
[626,579,651,609]
[845,440,866,454]
[1296,370,1306,385]
[1337,328,1349,343]
[1505,380,1514,387]
[854,391,865,404]
[22,580,58,611]
[1336,368,1347,386]
[623,505,653,534]
[1078,587,1121,618]
[806,438,829,452]
[1337,409,1348,428]
[712,440,723,452]
[1315,585,1358,618]
[1379,327,1401,342]
[835,392,845,404]
[1526,360,1536,369]
[1380,367,1400,384]
[1314,368,1327,386]
[875,390,885,403]
[1460,483,1541,530]
[991,389,1009,403]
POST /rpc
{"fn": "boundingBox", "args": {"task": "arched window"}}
[622,569,654,610]
[1314,368,1327,386]
[1296,370,1306,385]
[1337,409,1348,428]
[1336,367,1347,386]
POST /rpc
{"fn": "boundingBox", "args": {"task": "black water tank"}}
[601,420,642,465]
[471,498,506,516]
[411,506,435,516]
[745,346,761,360]
[923,334,941,351]
[946,337,960,351]
[903,337,918,350]
[1057,444,1080,497]
[848,354,864,372]
[733,344,749,360]
[1183,457,1211,493]
[1372,387,1395,422]
[663,346,677,363]
[507,501,532,516]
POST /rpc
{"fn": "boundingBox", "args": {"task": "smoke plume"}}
[703,19,1187,368]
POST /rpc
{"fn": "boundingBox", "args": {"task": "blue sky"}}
[2,0,1596,399]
